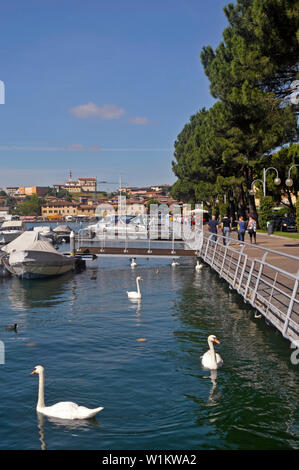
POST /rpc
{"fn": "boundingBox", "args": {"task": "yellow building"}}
[41,200,78,218]
[17,186,48,197]
[76,204,97,216]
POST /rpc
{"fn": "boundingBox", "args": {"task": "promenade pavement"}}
[207,228,299,274]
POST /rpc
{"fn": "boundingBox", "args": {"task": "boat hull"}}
[0,231,23,244]
[9,250,75,279]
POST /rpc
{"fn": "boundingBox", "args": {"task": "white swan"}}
[201,335,223,370]
[130,258,137,268]
[31,365,104,420]
[127,276,143,299]
[195,260,203,271]
[171,259,179,267]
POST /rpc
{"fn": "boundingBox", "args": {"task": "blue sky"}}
[0,0,229,191]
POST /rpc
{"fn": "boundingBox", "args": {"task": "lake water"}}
[0,231,298,450]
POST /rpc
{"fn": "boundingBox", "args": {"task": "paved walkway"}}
[206,229,299,275]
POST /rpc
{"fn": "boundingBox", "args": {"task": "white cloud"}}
[69,102,125,120]
[128,116,150,125]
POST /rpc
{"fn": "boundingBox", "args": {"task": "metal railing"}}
[76,222,299,345]
[190,230,299,345]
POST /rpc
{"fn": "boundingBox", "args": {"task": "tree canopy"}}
[172,0,299,219]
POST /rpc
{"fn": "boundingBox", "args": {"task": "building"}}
[41,199,78,218]
[6,187,19,197]
[123,199,146,215]
[77,177,97,192]
[62,171,97,193]
[17,186,48,197]
[77,204,97,217]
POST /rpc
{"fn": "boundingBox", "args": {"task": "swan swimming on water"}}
[127,276,143,299]
[130,258,137,268]
[201,335,223,370]
[195,260,203,271]
[31,365,104,420]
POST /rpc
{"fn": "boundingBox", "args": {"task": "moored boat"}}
[2,231,75,279]
[0,220,26,244]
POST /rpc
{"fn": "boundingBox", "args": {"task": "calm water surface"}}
[0,238,298,449]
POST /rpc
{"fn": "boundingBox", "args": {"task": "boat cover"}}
[2,231,59,255]
[53,225,72,233]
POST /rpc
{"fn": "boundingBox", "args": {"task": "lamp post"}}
[285,164,299,187]
[249,167,281,197]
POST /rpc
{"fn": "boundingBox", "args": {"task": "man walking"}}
[221,214,231,245]
[208,215,218,242]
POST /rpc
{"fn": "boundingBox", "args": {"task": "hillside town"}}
[0,171,179,222]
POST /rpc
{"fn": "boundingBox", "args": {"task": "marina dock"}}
[76,228,299,346]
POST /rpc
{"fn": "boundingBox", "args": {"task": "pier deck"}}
[75,245,197,258]
[198,230,299,345]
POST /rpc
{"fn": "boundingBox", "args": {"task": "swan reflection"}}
[37,412,47,450]
[37,410,101,449]
[206,369,221,405]
[128,298,142,322]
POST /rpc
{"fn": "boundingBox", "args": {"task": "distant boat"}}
[0,220,26,245]
[52,224,72,243]
[84,215,148,239]
[2,231,75,279]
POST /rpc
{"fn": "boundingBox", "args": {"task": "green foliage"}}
[14,194,42,216]
[258,196,274,230]
[145,199,160,209]
[171,0,298,220]
[218,202,229,218]
[57,190,72,201]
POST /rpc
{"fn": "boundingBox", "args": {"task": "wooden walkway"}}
[75,245,197,258]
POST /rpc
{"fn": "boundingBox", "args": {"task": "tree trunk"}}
[246,166,258,221]
[237,185,246,218]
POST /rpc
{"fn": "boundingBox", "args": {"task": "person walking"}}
[237,216,247,243]
[221,214,231,245]
[247,216,257,244]
[208,215,218,242]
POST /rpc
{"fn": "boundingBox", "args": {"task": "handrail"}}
[196,228,299,262]
[195,228,299,345]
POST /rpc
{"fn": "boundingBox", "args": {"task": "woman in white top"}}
[247,216,257,244]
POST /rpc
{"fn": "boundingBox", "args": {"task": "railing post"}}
[252,253,268,305]
[219,242,229,278]
[266,271,278,316]
[244,259,256,301]
[237,254,248,294]
[232,245,245,288]
[204,234,212,262]
[210,235,219,267]
[171,227,175,254]
[147,235,152,254]
[282,269,299,337]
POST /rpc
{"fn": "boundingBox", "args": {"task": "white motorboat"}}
[0,220,26,244]
[83,215,148,239]
[2,231,75,279]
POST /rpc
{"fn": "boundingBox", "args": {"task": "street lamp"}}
[285,164,299,187]
[249,167,280,196]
